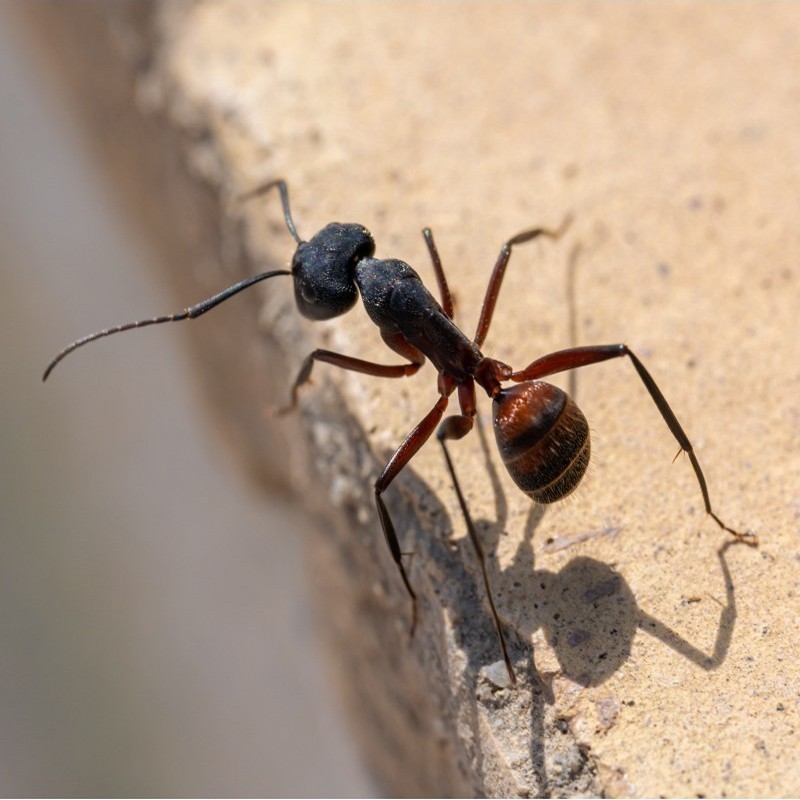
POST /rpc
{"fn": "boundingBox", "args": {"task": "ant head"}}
[292,223,375,320]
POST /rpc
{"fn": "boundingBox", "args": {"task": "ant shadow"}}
[396,429,745,795]
[432,409,745,795]
[376,238,744,794]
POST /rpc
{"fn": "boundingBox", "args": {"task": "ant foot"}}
[731,528,759,547]
[711,511,759,547]
[265,399,298,417]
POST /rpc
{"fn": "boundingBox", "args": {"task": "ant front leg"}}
[375,394,451,637]
[512,344,757,545]
[437,381,517,685]
[422,228,454,319]
[278,349,424,415]
[279,330,427,414]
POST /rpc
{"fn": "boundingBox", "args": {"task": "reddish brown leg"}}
[565,242,582,399]
[422,228,454,319]
[512,344,757,545]
[474,215,573,348]
[278,349,424,414]
[375,394,451,636]
[437,381,517,684]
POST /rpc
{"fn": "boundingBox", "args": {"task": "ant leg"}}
[513,344,757,545]
[237,178,303,244]
[278,349,424,415]
[437,382,517,685]
[565,242,582,400]
[474,214,573,348]
[422,228,454,319]
[375,394,451,637]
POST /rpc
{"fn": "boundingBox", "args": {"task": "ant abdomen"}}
[493,381,590,504]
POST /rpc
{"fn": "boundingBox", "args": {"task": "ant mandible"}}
[43,179,757,686]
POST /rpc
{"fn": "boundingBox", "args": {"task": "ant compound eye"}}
[300,282,317,305]
[292,262,357,320]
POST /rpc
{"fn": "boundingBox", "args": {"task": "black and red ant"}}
[43,179,756,685]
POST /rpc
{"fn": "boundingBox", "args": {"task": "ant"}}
[44,179,757,686]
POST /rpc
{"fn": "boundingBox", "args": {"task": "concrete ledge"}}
[23,3,800,796]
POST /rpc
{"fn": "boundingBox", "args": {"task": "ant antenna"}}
[44,179,309,382]
[237,178,303,245]
[42,269,291,381]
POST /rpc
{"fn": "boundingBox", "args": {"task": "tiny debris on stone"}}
[596,696,621,732]
[567,629,591,647]
[481,660,513,689]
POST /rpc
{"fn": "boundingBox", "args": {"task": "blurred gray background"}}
[0,7,371,795]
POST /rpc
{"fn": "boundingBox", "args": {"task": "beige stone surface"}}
[25,2,800,796]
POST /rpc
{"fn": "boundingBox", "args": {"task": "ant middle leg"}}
[374,393,451,637]
[512,344,757,545]
[437,381,517,684]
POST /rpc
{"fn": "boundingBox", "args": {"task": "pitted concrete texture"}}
[25,3,800,796]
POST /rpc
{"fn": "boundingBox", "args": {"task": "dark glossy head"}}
[292,223,375,320]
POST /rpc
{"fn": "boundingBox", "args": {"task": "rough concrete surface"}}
[22,3,800,796]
